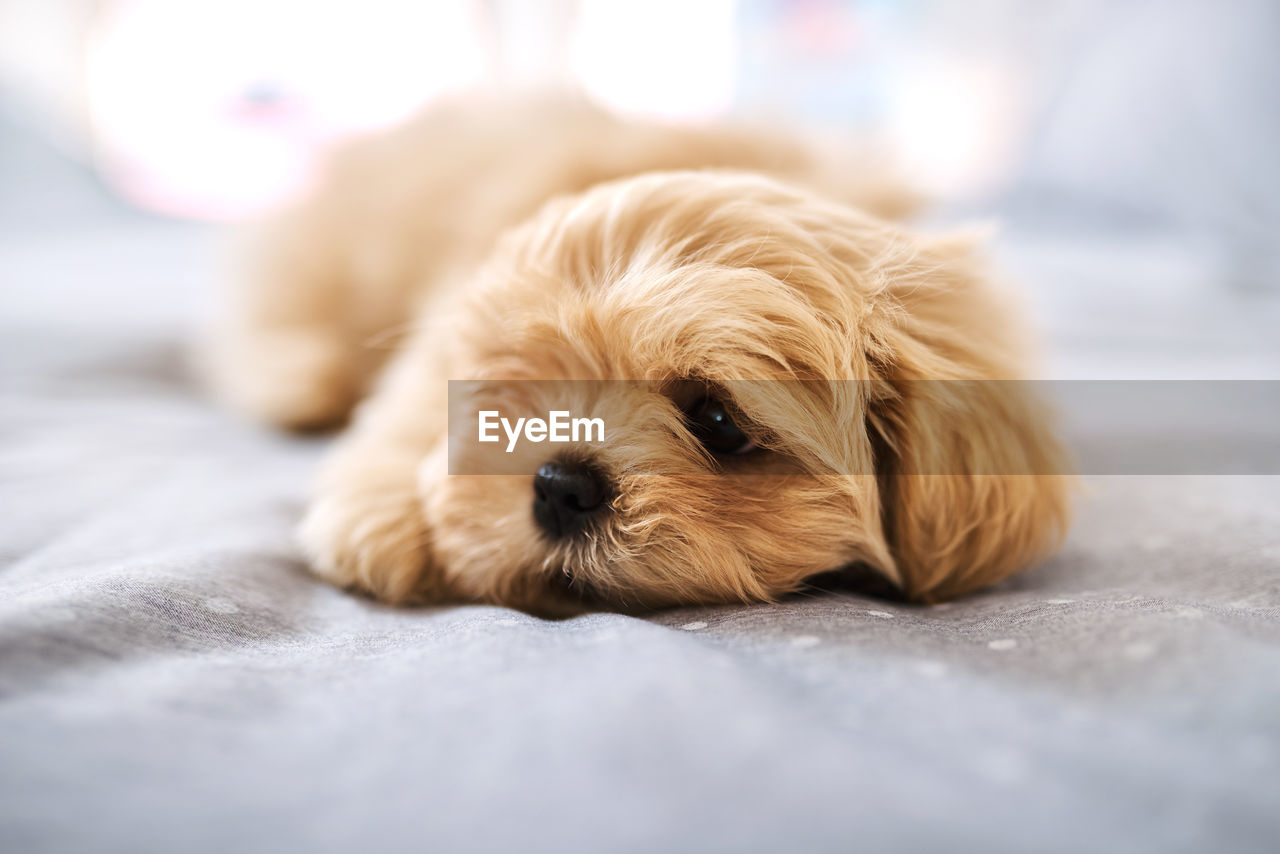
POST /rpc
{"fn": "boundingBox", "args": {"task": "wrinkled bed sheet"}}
[2,211,1279,854]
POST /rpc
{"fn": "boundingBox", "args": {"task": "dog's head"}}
[423,171,1070,615]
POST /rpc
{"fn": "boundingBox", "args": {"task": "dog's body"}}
[209,95,1070,616]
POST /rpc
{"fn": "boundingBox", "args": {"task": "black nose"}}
[533,460,609,538]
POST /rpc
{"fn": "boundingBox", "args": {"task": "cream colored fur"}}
[207,95,1070,616]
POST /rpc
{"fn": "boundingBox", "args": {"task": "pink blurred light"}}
[87,0,486,220]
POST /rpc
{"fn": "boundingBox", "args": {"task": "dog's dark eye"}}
[685,395,757,456]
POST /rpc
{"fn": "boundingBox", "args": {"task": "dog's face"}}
[418,172,1069,616]
[433,378,886,615]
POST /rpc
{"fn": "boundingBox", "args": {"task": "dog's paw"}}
[298,457,436,603]
[209,328,360,432]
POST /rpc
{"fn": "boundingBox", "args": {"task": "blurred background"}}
[2,0,1278,376]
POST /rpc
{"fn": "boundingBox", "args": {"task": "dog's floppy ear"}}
[861,233,1072,601]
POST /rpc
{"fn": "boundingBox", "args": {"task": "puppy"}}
[209,96,1070,616]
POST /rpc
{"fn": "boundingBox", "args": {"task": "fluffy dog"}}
[209,95,1070,616]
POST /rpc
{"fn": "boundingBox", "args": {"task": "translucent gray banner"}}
[447,380,1280,475]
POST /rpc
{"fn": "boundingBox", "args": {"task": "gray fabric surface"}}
[3,212,1280,853]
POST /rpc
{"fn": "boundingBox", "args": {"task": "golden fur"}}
[208,95,1070,616]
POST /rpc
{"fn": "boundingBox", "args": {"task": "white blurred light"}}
[86,0,486,219]
[570,0,737,121]
[884,59,1020,198]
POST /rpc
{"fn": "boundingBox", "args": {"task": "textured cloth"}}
[3,210,1280,854]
